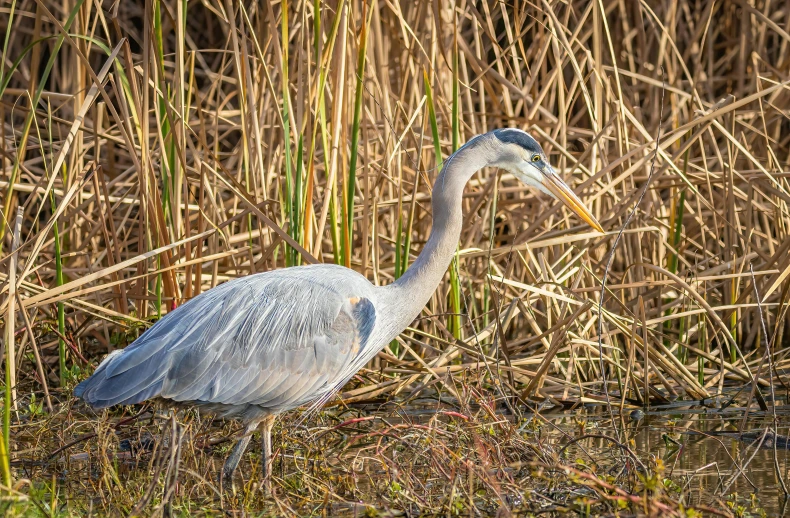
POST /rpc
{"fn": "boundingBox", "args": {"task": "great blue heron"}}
[74,128,603,490]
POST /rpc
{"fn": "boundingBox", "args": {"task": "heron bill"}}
[542,171,605,233]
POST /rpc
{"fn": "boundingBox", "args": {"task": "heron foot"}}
[219,426,256,494]
[219,464,237,495]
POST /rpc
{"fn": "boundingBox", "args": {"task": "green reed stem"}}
[281,0,296,266]
[343,0,374,267]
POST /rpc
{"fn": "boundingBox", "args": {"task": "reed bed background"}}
[1,0,790,515]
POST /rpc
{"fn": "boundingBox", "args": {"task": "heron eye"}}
[532,155,541,162]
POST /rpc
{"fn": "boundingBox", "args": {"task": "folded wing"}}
[75,270,376,414]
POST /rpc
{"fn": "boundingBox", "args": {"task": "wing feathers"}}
[74,266,378,413]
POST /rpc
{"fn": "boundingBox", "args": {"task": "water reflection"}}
[545,402,790,516]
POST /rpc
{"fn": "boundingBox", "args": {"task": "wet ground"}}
[345,393,790,515]
[12,390,790,515]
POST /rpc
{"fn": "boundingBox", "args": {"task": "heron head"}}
[490,128,604,233]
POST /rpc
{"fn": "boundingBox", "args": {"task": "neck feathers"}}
[379,135,494,334]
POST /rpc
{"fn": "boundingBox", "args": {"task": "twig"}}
[719,427,769,495]
[597,69,666,439]
[47,411,146,460]
[747,263,788,495]
[14,293,53,412]
[556,433,646,471]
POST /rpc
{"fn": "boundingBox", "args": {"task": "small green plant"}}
[388,480,402,498]
[26,394,44,418]
[61,365,82,385]
[450,497,466,515]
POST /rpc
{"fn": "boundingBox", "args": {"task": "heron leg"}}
[260,415,276,494]
[221,421,258,492]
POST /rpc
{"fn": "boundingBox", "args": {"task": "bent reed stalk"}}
[0,1,789,516]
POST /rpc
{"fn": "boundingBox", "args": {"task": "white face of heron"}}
[491,142,555,197]
[515,149,555,196]
[490,128,605,233]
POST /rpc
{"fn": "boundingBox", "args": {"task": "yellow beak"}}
[541,169,604,233]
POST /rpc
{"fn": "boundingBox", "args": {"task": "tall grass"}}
[1,0,790,514]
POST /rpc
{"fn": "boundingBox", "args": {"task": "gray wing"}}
[75,271,376,413]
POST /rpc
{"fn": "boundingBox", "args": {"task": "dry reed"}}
[1,0,789,515]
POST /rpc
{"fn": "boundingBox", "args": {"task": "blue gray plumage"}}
[74,128,602,489]
[75,265,378,420]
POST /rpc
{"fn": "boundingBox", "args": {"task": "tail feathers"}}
[74,349,166,409]
[73,350,122,400]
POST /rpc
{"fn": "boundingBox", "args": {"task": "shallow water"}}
[327,394,790,514]
[543,402,790,516]
[42,394,790,515]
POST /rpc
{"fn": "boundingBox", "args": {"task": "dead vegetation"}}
[1,0,790,515]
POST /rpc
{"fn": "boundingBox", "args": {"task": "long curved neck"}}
[379,137,493,334]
